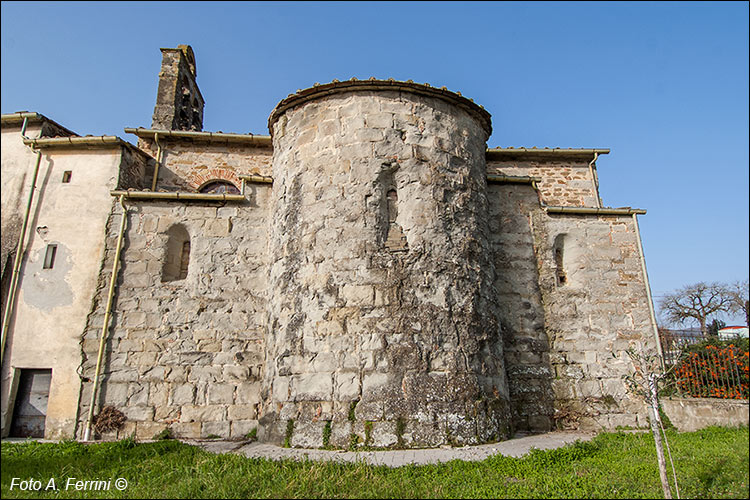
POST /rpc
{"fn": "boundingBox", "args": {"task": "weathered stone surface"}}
[51,66,658,445]
[261,86,511,447]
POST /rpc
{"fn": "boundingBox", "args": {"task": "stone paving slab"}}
[188,431,595,467]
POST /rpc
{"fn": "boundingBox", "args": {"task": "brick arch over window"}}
[188,168,240,192]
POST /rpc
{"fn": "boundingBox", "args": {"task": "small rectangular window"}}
[62,171,72,183]
[43,244,57,269]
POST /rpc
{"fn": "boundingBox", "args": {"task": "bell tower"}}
[151,45,204,131]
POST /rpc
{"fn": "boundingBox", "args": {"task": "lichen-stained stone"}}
[260,81,512,447]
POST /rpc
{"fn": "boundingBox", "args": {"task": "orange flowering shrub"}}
[673,343,749,399]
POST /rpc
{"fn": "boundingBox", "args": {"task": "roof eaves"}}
[125,127,272,146]
[486,147,610,160]
[1,111,78,137]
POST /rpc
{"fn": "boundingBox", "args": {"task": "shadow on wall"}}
[488,183,555,432]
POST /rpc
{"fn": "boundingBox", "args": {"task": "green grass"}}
[2,426,748,498]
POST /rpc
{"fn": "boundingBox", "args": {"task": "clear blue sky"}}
[2,1,748,325]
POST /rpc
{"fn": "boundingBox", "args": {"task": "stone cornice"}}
[268,79,492,137]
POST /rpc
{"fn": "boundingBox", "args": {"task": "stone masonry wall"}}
[487,182,554,432]
[531,212,656,430]
[262,88,511,448]
[137,138,272,193]
[117,146,151,191]
[77,193,270,440]
[487,159,600,207]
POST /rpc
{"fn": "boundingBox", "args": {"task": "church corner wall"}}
[531,211,656,430]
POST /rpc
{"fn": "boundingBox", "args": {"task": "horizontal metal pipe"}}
[545,206,646,215]
[1,112,42,124]
[110,190,245,202]
[238,174,273,184]
[23,136,124,148]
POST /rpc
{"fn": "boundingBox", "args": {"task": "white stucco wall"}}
[1,126,121,439]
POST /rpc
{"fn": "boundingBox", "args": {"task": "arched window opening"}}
[554,234,567,286]
[199,180,240,195]
[162,224,191,282]
[384,188,407,252]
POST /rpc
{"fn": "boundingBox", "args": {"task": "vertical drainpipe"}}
[150,132,162,191]
[83,195,128,441]
[0,118,43,366]
[632,213,665,369]
[588,152,602,208]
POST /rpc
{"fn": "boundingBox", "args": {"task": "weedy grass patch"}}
[1,425,747,498]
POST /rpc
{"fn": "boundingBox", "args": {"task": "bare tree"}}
[727,279,749,327]
[622,348,680,499]
[658,282,732,336]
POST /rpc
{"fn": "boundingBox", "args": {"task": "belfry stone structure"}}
[1,45,660,447]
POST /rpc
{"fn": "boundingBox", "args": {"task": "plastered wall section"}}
[137,138,272,192]
[662,397,749,432]
[487,159,600,207]
[76,192,271,440]
[1,126,43,287]
[1,145,121,439]
[532,211,656,430]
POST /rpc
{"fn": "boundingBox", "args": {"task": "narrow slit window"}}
[62,171,72,183]
[178,241,190,280]
[554,234,567,286]
[43,244,57,269]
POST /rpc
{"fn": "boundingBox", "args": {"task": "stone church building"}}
[1,45,661,447]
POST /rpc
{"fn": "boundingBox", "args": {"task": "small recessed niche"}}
[62,171,72,183]
[43,244,58,269]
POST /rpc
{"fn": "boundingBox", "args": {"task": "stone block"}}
[223,366,250,381]
[172,384,196,405]
[127,384,150,406]
[290,420,326,448]
[294,373,333,401]
[123,405,154,421]
[228,405,257,420]
[230,420,259,440]
[362,372,389,395]
[171,422,201,439]
[204,219,232,237]
[201,421,230,439]
[180,405,226,422]
[135,421,168,440]
[365,112,393,129]
[154,405,179,421]
[335,372,360,400]
[208,384,235,404]
[236,382,262,404]
[102,383,128,405]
